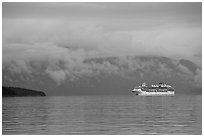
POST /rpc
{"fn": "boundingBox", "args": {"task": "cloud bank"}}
[2,3,202,94]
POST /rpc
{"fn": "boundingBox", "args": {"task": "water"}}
[2,95,202,135]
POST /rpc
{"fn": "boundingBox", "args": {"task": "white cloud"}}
[3,18,201,59]
[45,69,67,86]
[2,11,202,88]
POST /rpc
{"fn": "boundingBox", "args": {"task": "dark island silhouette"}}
[2,86,46,97]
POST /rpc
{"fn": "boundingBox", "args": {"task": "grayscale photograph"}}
[2,2,202,135]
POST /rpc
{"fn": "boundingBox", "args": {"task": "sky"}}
[2,2,202,95]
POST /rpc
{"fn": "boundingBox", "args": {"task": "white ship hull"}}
[132,89,175,96]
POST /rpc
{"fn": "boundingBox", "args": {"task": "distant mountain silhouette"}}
[2,86,46,97]
[179,59,200,73]
[2,56,202,95]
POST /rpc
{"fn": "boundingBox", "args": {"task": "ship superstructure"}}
[132,82,175,96]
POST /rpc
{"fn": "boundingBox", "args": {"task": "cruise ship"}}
[132,82,175,96]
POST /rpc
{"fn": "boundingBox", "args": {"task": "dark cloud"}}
[2,2,202,95]
[3,3,201,31]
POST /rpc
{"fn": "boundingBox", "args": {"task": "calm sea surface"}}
[2,95,202,135]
